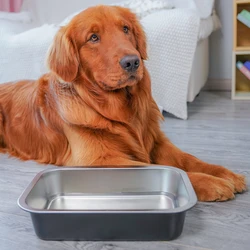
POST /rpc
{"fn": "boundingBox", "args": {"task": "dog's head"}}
[47,5,147,91]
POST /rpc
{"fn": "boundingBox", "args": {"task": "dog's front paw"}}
[216,170,247,193]
[188,172,235,202]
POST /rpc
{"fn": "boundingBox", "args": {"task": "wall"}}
[208,0,233,89]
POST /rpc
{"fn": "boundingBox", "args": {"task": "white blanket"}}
[0,1,201,119]
[143,9,199,119]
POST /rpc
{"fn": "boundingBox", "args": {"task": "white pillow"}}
[173,0,215,18]
[0,11,32,23]
[21,0,127,26]
[193,0,215,18]
[61,0,174,26]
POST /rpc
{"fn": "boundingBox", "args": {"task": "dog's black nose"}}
[119,55,140,72]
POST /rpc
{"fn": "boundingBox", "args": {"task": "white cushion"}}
[173,0,215,18]
[21,0,125,26]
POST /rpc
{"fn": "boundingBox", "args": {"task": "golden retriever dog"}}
[0,5,246,201]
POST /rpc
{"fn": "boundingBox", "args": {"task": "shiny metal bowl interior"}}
[19,167,197,213]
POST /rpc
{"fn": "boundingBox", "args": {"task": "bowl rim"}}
[17,165,197,214]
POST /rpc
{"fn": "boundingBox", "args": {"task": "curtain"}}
[0,0,23,12]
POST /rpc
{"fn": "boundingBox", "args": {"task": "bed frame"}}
[187,38,209,102]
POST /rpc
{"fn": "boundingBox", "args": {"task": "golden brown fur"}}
[0,6,246,201]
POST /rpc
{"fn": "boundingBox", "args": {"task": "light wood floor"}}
[0,91,249,250]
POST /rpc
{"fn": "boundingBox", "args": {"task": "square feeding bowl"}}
[18,166,197,241]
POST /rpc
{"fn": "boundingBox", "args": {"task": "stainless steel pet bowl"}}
[18,166,197,241]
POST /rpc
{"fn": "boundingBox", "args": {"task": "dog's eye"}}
[123,26,129,33]
[90,34,99,42]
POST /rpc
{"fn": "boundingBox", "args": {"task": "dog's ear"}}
[132,16,147,60]
[47,26,79,82]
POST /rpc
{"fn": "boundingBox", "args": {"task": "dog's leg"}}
[151,135,246,201]
[0,108,6,152]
